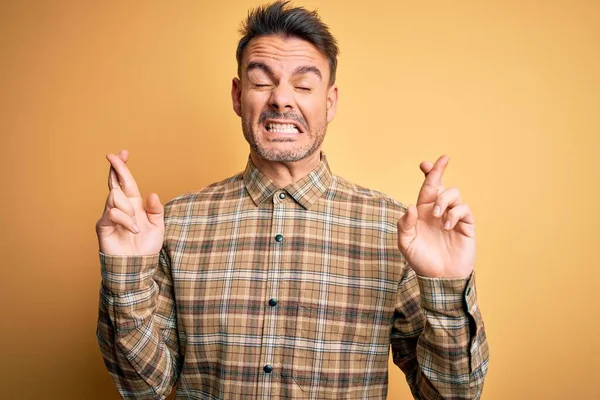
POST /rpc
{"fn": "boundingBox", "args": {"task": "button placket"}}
[259,191,287,393]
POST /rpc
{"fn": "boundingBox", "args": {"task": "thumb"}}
[397,205,417,252]
[398,205,417,234]
[145,193,164,226]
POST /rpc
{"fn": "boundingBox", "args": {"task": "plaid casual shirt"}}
[97,154,489,399]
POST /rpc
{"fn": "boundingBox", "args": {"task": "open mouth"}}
[264,122,302,134]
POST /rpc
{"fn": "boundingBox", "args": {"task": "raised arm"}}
[95,150,182,398]
[392,156,489,398]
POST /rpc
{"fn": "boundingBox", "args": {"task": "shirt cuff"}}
[417,271,476,314]
[100,251,159,295]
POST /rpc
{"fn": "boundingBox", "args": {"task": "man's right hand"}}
[96,150,165,256]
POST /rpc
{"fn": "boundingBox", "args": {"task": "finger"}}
[419,161,434,176]
[145,193,164,226]
[443,203,475,231]
[108,167,119,191]
[106,152,141,198]
[432,187,462,218]
[98,207,140,234]
[416,155,449,206]
[107,150,129,191]
[118,149,129,163]
[105,188,136,218]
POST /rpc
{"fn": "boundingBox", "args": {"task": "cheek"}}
[242,91,268,115]
[297,98,327,125]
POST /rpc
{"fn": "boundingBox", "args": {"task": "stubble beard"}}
[242,113,328,163]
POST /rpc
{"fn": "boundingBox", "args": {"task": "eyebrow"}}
[246,61,322,81]
[246,61,274,78]
[292,65,322,80]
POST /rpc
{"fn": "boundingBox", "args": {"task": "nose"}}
[269,83,295,112]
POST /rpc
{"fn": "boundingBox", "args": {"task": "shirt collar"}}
[243,153,333,210]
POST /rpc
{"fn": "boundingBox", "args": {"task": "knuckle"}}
[113,193,134,213]
[444,188,461,202]
[122,199,135,215]
[449,206,463,217]
[117,205,133,218]
[107,208,119,221]
[436,193,448,205]
[448,204,467,219]
[447,187,460,196]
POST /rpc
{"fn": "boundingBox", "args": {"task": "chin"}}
[254,145,316,163]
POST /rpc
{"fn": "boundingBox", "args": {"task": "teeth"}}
[266,123,299,133]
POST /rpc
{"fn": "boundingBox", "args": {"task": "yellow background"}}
[1,1,599,399]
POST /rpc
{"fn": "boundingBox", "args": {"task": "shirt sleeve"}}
[96,248,182,399]
[390,265,489,399]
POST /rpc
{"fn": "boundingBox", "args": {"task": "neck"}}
[250,150,322,188]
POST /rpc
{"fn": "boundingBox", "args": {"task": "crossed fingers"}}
[102,150,141,234]
[417,155,474,232]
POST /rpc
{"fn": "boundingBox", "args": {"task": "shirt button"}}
[275,234,283,242]
[268,298,278,307]
[279,192,286,199]
[263,364,273,373]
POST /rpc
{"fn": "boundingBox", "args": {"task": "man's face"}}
[232,35,338,163]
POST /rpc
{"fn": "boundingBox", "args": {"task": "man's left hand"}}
[397,155,475,278]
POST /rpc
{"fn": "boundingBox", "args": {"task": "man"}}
[96,2,489,399]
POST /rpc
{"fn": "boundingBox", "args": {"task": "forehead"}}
[243,35,329,78]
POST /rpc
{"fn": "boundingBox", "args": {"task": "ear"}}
[326,84,338,123]
[231,77,242,117]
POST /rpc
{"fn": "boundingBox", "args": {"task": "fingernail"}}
[433,205,441,217]
[444,221,451,230]
[133,224,141,233]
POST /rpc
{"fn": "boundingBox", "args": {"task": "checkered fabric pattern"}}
[97,154,489,399]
